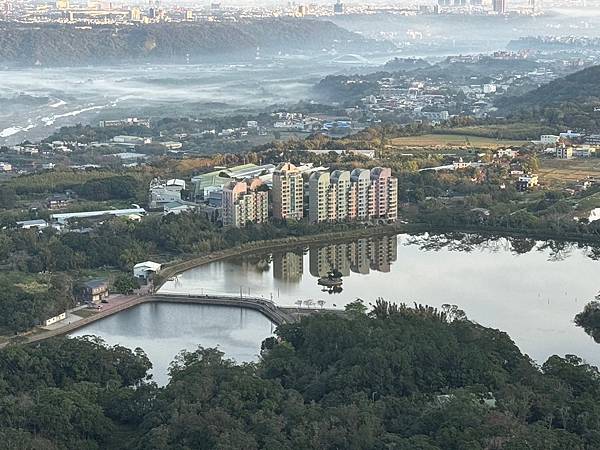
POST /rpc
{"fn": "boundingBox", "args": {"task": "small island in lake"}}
[575,298,600,344]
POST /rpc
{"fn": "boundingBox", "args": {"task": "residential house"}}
[82,280,109,303]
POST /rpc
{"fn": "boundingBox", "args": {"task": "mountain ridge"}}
[0,19,393,66]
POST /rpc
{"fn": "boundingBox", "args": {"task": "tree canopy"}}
[2,300,600,449]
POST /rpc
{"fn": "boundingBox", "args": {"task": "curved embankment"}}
[8,225,400,348]
[17,294,341,347]
[154,223,402,289]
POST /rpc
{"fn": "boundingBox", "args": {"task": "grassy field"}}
[388,134,528,150]
[445,123,555,140]
[575,191,600,212]
[539,158,600,186]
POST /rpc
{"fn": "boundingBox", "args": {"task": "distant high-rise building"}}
[222,178,268,227]
[272,163,304,221]
[492,0,506,13]
[297,5,307,16]
[56,0,69,9]
[185,9,193,20]
[333,0,344,14]
[130,7,141,21]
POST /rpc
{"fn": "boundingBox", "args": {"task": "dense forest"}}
[2,300,600,449]
[0,19,391,66]
[497,64,600,129]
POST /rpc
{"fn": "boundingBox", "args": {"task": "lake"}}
[72,233,600,385]
[69,302,275,386]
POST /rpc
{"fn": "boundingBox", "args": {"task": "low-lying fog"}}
[0,56,385,145]
[3,11,600,145]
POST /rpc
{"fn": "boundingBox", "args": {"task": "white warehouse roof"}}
[50,208,147,224]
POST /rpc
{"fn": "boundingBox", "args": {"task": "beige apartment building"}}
[309,167,398,224]
[272,162,304,220]
[222,178,268,227]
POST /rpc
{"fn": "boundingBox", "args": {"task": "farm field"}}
[539,158,600,186]
[388,134,528,150]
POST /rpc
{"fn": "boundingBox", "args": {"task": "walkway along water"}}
[9,293,341,347]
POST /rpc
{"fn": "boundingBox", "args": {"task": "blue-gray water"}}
[73,233,600,385]
[70,303,274,386]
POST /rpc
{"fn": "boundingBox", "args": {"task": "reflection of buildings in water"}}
[308,235,398,278]
[309,243,351,277]
[369,235,398,273]
[272,250,304,282]
[349,238,370,274]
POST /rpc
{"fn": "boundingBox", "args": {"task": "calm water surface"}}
[160,233,600,368]
[72,233,600,385]
[70,303,274,386]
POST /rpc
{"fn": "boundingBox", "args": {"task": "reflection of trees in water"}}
[404,232,502,253]
[585,245,600,261]
[507,237,537,255]
[236,254,273,273]
[405,232,595,262]
[537,240,574,262]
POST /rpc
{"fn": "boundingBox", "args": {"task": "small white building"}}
[112,135,152,146]
[495,148,519,159]
[44,312,66,327]
[573,146,596,158]
[540,135,559,144]
[559,130,582,140]
[161,141,183,150]
[0,162,12,172]
[556,147,573,159]
[149,178,186,209]
[164,201,196,215]
[133,261,162,280]
[16,219,48,230]
[589,208,600,223]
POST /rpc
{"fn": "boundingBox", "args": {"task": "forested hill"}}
[498,64,600,111]
[0,19,391,66]
[2,300,600,449]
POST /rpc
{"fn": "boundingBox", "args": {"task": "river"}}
[71,233,600,385]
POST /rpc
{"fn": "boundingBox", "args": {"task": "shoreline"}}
[154,223,403,288]
[155,222,600,288]
[3,222,599,347]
